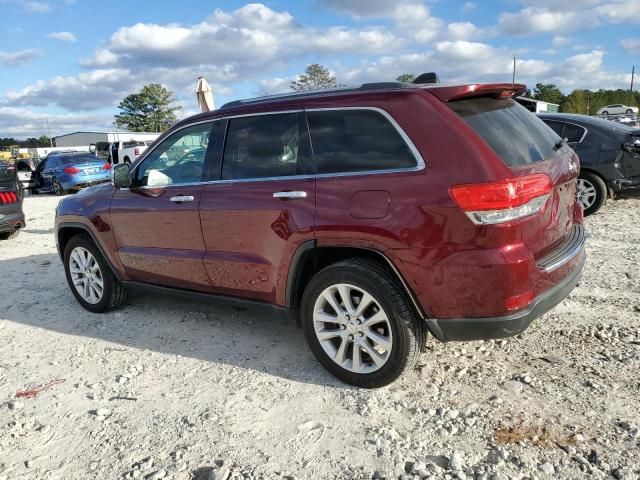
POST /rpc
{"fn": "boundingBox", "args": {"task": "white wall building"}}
[54,131,159,148]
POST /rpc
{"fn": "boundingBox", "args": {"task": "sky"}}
[0,0,638,138]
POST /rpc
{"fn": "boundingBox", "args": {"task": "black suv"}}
[538,113,640,215]
[0,160,25,240]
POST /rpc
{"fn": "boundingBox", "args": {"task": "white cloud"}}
[498,1,640,35]
[552,36,570,47]
[319,0,406,17]
[48,31,77,42]
[462,2,476,13]
[24,1,49,12]
[0,106,112,137]
[0,49,40,66]
[621,38,640,54]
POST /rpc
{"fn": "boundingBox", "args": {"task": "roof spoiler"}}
[426,83,527,102]
[413,72,440,84]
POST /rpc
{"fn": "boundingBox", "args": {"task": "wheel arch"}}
[56,222,122,280]
[286,242,425,320]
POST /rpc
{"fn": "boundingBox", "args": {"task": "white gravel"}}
[1,193,639,480]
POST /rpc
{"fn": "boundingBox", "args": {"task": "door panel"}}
[110,185,210,290]
[109,120,222,290]
[199,178,315,304]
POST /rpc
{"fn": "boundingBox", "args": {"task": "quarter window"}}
[563,123,586,143]
[306,109,417,174]
[134,123,215,187]
[544,120,565,137]
[222,113,303,180]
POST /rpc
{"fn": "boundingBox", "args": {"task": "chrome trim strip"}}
[536,225,586,272]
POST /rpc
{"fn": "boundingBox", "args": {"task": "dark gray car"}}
[538,113,640,215]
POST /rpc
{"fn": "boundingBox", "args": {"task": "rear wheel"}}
[577,172,607,216]
[626,109,633,115]
[63,235,128,313]
[301,258,426,388]
[123,157,131,165]
[52,178,65,196]
[602,110,609,116]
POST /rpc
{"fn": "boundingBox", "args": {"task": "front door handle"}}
[273,191,307,199]
[169,195,195,203]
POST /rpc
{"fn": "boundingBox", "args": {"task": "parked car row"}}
[0,159,25,240]
[55,79,586,387]
[538,113,640,215]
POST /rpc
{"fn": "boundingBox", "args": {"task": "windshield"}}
[448,97,562,166]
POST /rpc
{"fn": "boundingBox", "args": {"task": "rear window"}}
[448,97,561,166]
[59,155,99,164]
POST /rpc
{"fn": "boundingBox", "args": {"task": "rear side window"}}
[563,123,586,143]
[448,98,561,166]
[222,113,304,180]
[543,120,565,136]
[306,109,417,174]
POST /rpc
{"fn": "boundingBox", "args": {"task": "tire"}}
[577,171,607,216]
[63,234,128,313]
[626,109,633,115]
[52,178,65,196]
[301,258,426,388]
[123,157,131,165]
[602,111,609,116]
[0,229,19,240]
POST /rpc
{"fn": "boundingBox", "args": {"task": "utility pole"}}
[512,54,517,84]
[630,66,635,106]
[45,116,53,147]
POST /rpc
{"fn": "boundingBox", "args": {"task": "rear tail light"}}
[64,166,81,174]
[134,147,140,156]
[449,174,553,225]
[102,163,112,170]
[0,192,17,204]
[505,290,534,311]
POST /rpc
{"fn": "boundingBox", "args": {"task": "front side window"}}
[306,109,417,174]
[222,113,302,180]
[134,123,214,187]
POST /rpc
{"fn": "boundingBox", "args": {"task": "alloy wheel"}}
[313,283,393,374]
[53,179,63,196]
[576,178,597,210]
[69,246,104,304]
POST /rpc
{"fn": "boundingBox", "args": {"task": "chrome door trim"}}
[273,191,307,199]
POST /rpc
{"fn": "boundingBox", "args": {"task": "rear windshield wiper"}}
[553,137,568,151]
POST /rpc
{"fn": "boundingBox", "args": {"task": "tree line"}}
[0,136,52,148]
[523,83,640,115]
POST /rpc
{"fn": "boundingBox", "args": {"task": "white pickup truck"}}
[94,140,155,165]
[119,140,153,164]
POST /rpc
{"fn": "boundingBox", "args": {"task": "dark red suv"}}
[55,81,586,387]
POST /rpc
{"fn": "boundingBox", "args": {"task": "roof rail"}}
[219,82,411,110]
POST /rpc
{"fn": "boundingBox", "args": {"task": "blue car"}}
[33,152,112,195]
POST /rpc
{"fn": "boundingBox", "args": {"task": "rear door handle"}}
[169,195,195,203]
[273,191,307,199]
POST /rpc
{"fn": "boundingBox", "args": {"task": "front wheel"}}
[63,235,128,313]
[301,258,426,388]
[52,178,65,196]
[626,109,633,115]
[602,111,609,116]
[577,172,607,216]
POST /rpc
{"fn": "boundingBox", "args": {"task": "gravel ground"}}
[0,193,639,480]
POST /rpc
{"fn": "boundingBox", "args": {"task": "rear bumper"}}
[62,177,110,190]
[426,248,585,342]
[0,205,25,233]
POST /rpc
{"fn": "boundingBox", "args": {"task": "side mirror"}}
[89,144,96,154]
[112,163,131,189]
